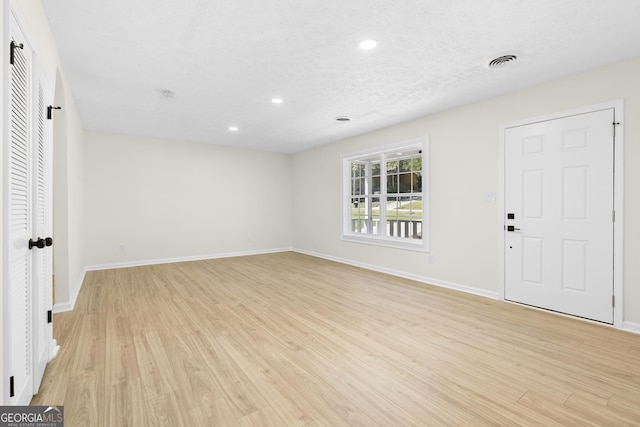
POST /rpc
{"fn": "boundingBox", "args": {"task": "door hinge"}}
[47,105,61,120]
[9,376,15,397]
[613,121,620,138]
[612,295,615,307]
[612,210,616,222]
[9,40,23,65]
[48,310,53,324]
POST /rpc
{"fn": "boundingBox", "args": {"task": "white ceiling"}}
[42,0,640,153]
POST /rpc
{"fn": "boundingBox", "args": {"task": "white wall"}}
[83,132,293,266]
[60,79,84,304]
[292,56,640,325]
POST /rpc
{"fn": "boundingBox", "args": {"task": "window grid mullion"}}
[380,153,387,235]
[365,160,373,235]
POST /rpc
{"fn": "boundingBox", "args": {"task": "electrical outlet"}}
[119,244,125,252]
[428,255,434,264]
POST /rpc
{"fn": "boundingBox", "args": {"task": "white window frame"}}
[341,136,430,252]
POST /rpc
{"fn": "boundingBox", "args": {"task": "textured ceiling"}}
[42,0,640,153]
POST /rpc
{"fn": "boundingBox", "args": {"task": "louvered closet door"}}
[7,13,34,405]
[32,65,53,394]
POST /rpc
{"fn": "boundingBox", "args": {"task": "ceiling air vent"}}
[488,54,518,69]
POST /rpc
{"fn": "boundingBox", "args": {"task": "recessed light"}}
[358,40,378,50]
[229,126,239,132]
[271,98,283,104]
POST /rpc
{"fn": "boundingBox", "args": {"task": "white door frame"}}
[498,100,624,328]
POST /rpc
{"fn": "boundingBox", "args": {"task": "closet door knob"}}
[29,238,45,249]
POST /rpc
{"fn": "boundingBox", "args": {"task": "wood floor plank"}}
[64,371,105,427]
[71,313,106,375]
[132,328,179,401]
[191,398,241,427]
[145,391,196,427]
[31,252,640,425]
[105,378,149,427]
[158,326,224,408]
[238,405,287,427]
[104,314,140,386]
[216,333,321,426]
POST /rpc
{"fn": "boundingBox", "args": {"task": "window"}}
[342,137,429,251]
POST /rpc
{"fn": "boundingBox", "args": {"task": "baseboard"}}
[49,339,60,361]
[623,321,640,335]
[53,267,87,313]
[84,247,293,272]
[293,248,500,301]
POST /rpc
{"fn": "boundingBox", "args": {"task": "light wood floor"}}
[32,252,640,426]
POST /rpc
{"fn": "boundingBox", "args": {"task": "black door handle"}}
[45,237,53,247]
[507,225,521,232]
[29,237,45,249]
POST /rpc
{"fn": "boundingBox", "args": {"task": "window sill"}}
[341,234,430,252]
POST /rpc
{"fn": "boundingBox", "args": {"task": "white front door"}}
[504,108,615,324]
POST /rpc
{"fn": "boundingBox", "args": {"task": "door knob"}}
[45,237,53,247]
[507,225,520,232]
[29,237,45,249]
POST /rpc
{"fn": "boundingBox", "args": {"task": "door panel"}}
[504,109,614,323]
[522,237,543,284]
[562,240,587,291]
[6,14,34,405]
[32,65,53,393]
